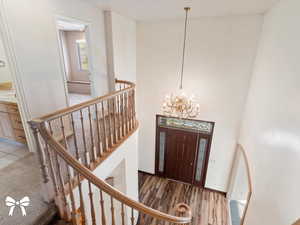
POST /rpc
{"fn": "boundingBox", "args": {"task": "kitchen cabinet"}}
[0,101,26,144]
[0,111,14,139]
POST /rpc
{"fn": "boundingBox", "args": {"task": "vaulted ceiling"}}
[93,0,279,21]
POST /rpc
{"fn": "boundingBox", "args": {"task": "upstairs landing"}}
[0,143,56,225]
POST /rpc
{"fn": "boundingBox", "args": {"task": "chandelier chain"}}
[162,7,200,119]
[180,7,190,90]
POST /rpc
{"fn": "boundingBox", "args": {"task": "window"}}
[76,40,89,71]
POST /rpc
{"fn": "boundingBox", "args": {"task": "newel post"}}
[29,121,49,183]
[28,121,53,202]
[175,203,192,223]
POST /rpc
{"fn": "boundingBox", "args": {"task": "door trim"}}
[54,15,94,107]
[0,1,35,151]
[155,114,215,187]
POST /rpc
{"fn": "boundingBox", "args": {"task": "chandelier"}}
[162,7,200,119]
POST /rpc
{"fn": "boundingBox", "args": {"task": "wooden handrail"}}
[237,144,253,197]
[36,123,191,224]
[29,79,192,224]
[31,80,135,123]
[237,144,253,225]
[67,80,91,85]
[228,144,253,225]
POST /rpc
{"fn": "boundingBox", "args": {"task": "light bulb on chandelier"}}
[162,89,200,119]
[162,7,200,119]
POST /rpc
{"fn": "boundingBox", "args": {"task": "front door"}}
[165,130,198,184]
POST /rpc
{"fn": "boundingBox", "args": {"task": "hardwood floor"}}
[138,173,229,225]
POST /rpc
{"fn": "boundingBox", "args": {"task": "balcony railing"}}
[29,79,192,225]
[227,144,253,225]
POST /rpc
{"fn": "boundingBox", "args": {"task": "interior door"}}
[165,130,198,184]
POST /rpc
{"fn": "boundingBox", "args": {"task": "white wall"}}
[137,15,263,191]
[111,12,136,83]
[239,0,300,224]
[93,131,139,225]
[105,11,136,84]
[70,131,139,225]
[0,0,109,151]
[0,35,11,82]
[94,131,139,202]
[0,0,108,119]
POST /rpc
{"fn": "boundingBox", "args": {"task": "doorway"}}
[56,18,93,106]
[155,115,214,187]
[165,129,198,184]
[0,34,30,166]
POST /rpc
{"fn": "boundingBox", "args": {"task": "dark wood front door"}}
[165,130,198,184]
[155,115,215,187]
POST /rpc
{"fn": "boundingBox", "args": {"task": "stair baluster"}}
[101,101,108,152]
[29,80,192,225]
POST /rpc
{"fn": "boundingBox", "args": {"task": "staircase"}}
[292,220,300,225]
[33,204,58,225]
[49,217,72,225]
[29,79,192,225]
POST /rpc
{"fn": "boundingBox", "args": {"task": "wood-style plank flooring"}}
[138,173,229,225]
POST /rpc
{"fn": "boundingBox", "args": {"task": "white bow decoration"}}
[5,196,30,216]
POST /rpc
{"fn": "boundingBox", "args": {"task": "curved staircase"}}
[29,80,192,225]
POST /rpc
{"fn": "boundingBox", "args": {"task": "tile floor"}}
[0,138,30,169]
